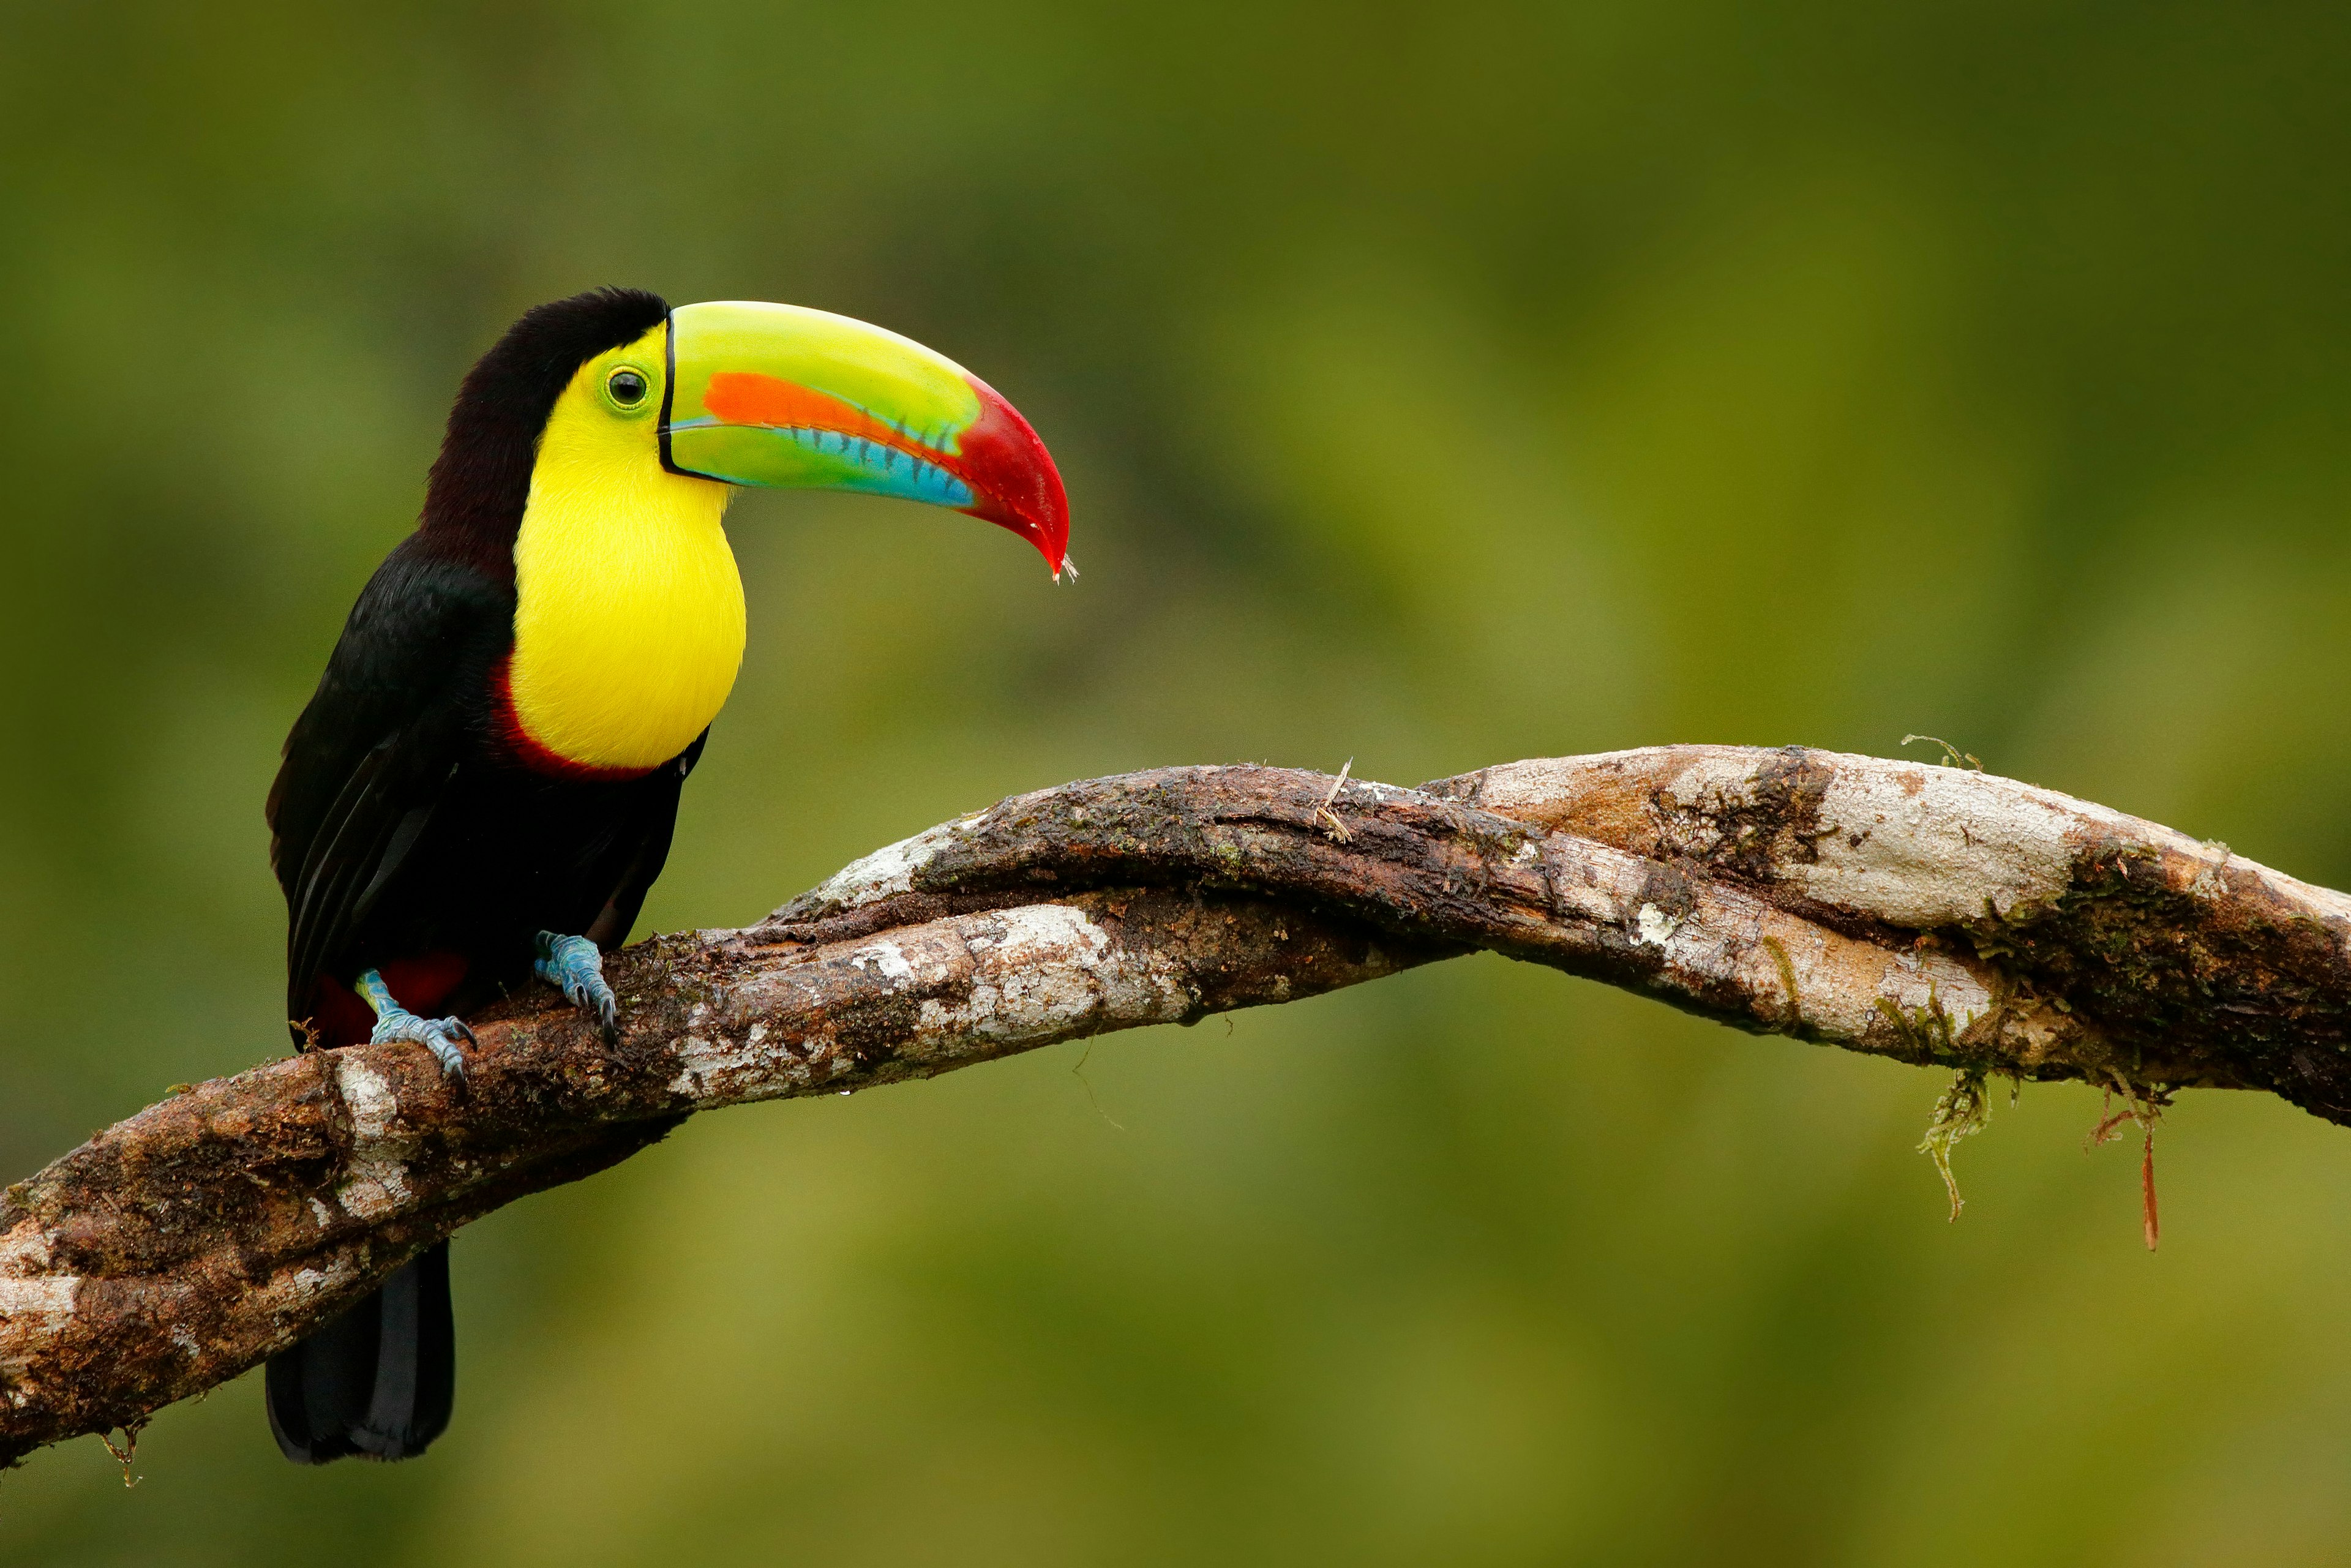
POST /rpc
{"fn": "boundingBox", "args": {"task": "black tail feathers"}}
[266,1240,454,1463]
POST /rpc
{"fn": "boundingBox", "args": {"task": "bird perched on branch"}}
[262,287,1070,1463]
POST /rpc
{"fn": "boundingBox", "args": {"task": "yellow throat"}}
[507,324,745,773]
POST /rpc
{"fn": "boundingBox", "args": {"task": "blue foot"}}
[535,932,618,1041]
[354,970,475,1078]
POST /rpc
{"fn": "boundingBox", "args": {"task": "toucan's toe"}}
[370,1011,474,1078]
[536,931,618,1042]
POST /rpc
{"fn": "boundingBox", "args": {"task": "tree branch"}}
[6,746,2350,1463]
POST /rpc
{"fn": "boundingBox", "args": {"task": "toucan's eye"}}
[607,369,648,407]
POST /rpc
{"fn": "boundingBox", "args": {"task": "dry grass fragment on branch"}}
[6,746,2351,1465]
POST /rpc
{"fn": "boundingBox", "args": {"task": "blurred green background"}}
[7,1,2351,1562]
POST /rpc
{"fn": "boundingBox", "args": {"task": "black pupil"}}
[609,370,647,405]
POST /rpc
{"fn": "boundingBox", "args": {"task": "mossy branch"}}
[6,746,2351,1465]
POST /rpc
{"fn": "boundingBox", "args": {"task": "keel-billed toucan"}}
[263,288,1070,1463]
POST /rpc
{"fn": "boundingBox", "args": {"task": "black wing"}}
[268,538,512,1033]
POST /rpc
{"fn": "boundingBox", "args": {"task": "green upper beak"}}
[659,300,1071,576]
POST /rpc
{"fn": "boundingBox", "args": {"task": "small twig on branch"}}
[5,745,2351,1465]
[96,1421,140,1488]
[1316,757,1355,841]
[1901,733,1985,772]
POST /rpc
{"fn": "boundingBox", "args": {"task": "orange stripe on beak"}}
[702,373,939,460]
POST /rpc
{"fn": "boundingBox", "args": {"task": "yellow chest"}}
[505,458,744,775]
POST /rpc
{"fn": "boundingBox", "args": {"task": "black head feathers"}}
[419,287,670,572]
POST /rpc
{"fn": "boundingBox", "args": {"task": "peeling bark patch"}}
[787,812,989,911]
[334,1165,411,1223]
[0,1278,78,1321]
[334,1057,398,1140]
[850,941,918,983]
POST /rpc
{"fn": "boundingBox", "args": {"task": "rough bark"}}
[6,746,2349,1465]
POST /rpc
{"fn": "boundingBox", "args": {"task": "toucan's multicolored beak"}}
[659,300,1071,577]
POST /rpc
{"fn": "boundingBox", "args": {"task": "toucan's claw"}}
[536,932,618,1043]
[353,967,474,1078]
[369,1008,475,1079]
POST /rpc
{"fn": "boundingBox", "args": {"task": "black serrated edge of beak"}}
[656,309,680,475]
